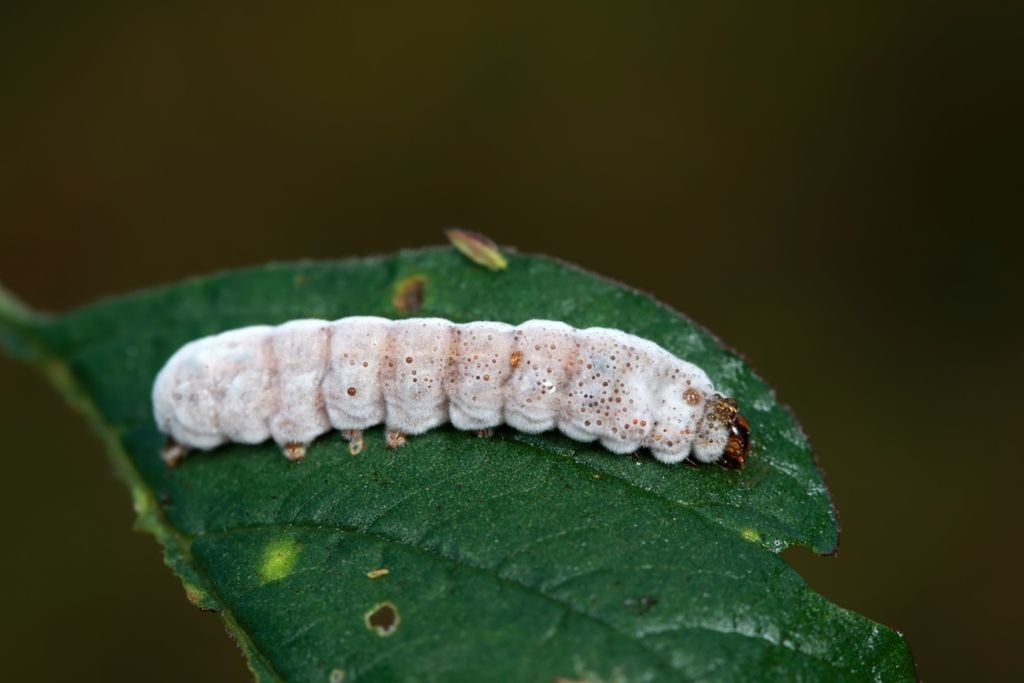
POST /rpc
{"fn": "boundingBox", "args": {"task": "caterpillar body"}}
[152,317,750,467]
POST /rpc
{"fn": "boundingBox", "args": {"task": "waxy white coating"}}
[152,317,735,464]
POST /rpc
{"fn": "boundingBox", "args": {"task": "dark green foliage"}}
[0,249,914,681]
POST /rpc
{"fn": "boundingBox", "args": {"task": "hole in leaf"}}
[365,601,400,636]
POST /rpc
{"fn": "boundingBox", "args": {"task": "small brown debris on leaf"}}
[392,274,427,314]
[623,594,658,615]
[445,228,508,271]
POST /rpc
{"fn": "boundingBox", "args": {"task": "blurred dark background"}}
[1,3,1021,681]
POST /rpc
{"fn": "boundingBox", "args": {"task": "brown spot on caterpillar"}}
[509,351,522,368]
[347,387,357,396]
[391,274,427,314]
[684,388,702,406]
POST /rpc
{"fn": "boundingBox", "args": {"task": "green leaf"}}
[0,249,914,682]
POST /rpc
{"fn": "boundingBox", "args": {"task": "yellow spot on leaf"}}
[741,528,761,543]
[259,538,301,584]
[131,487,150,515]
[366,567,390,579]
[445,228,508,271]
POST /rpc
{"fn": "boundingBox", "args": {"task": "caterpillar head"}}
[723,408,750,469]
[694,394,750,468]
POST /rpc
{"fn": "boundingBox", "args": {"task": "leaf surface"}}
[0,249,914,681]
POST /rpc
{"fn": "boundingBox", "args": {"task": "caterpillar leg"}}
[283,442,307,462]
[385,430,407,449]
[476,428,494,438]
[161,438,190,467]
[342,429,364,456]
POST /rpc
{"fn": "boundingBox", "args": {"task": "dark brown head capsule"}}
[722,412,750,469]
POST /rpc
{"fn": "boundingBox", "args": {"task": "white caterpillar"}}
[152,318,750,467]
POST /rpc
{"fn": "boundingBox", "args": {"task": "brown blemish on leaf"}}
[183,583,209,608]
[623,594,658,615]
[445,228,508,271]
[365,601,400,636]
[392,274,427,314]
